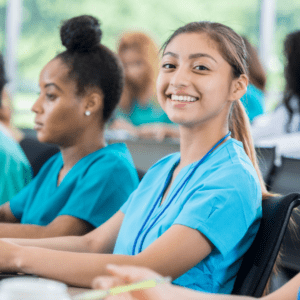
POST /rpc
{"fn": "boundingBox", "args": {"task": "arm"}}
[0,203,19,223]
[0,224,212,288]
[4,211,125,253]
[262,273,300,300]
[0,214,94,238]
[0,201,94,238]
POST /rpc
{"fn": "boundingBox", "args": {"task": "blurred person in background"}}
[240,37,266,123]
[0,15,139,239]
[251,30,300,141]
[0,53,32,205]
[110,31,179,141]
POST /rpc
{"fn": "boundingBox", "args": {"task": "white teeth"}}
[171,95,198,102]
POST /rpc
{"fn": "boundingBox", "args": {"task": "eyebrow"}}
[163,52,217,63]
[44,83,63,92]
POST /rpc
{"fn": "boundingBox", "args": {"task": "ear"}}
[229,74,248,102]
[83,91,104,115]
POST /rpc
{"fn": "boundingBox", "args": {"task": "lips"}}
[34,121,43,130]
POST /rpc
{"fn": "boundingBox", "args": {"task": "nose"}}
[31,94,43,114]
[170,66,190,88]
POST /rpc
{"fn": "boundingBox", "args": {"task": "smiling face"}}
[32,58,88,146]
[157,32,244,130]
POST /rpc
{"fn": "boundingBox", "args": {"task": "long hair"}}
[117,31,159,98]
[242,36,266,92]
[162,21,271,200]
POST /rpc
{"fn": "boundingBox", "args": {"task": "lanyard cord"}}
[132,131,231,255]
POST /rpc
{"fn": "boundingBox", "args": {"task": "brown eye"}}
[162,63,175,69]
[195,65,209,71]
[46,94,56,101]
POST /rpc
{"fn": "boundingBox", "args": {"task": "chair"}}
[255,146,276,185]
[267,156,300,273]
[232,193,300,297]
[136,168,146,181]
[270,156,300,195]
[20,137,59,177]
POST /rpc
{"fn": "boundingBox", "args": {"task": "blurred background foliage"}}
[0,0,299,127]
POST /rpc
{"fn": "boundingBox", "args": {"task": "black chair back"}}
[269,156,300,272]
[232,193,300,297]
[271,156,300,195]
[255,146,276,185]
[20,137,59,177]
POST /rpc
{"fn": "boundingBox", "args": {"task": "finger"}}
[92,275,124,290]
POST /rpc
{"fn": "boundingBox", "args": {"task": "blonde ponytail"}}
[229,100,271,200]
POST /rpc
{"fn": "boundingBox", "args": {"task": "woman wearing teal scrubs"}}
[0,20,270,293]
[0,15,139,239]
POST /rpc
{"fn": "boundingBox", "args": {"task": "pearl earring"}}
[85,111,91,116]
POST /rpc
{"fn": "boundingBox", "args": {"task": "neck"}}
[59,129,105,172]
[178,124,229,169]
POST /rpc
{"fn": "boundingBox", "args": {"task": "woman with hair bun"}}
[0,21,268,294]
[0,15,139,239]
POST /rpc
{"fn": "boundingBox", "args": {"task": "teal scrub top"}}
[10,143,139,227]
[0,131,32,205]
[241,84,265,122]
[116,100,172,126]
[114,138,262,294]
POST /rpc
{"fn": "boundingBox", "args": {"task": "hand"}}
[92,265,178,300]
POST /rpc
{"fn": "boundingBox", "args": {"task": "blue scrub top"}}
[116,99,172,126]
[240,84,265,122]
[10,143,139,227]
[114,138,262,294]
[0,131,32,205]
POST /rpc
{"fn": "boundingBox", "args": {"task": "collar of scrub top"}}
[132,131,232,255]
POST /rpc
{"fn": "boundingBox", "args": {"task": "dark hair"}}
[283,30,300,132]
[0,54,7,107]
[162,21,270,199]
[56,15,124,122]
[242,36,266,92]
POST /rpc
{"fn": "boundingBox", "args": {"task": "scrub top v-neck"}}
[10,143,139,227]
[113,138,262,294]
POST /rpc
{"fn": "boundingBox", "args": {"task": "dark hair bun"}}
[60,15,102,53]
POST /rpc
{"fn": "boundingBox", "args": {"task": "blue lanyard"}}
[131,131,231,255]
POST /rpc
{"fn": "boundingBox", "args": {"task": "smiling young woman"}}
[0,15,139,239]
[0,21,270,294]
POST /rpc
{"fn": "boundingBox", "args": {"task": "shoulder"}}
[202,139,261,195]
[81,143,138,177]
[0,132,29,167]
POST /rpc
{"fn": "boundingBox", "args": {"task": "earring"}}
[85,111,91,116]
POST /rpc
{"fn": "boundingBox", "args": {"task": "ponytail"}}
[229,100,271,200]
